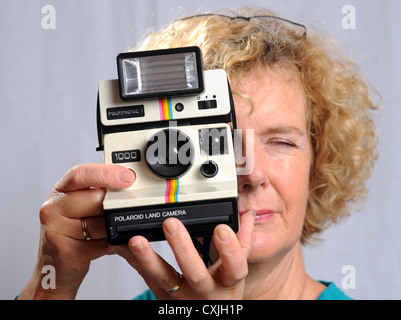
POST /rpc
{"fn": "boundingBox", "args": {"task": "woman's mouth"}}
[239,209,276,222]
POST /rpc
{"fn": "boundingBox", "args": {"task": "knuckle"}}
[230,262,248,283]
[92,188,106,203]
[39,200,54,225]
[188,270,209,288]
[74,163,108,187]
[158,275,175,288]
[68,164,84,185]
[61,164,110,189]
[92,170,108,187]
[39,192,66,225]
[235,265,248,282]
[54,165,81,191]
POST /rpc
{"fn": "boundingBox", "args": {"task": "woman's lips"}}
[239,209,276,222]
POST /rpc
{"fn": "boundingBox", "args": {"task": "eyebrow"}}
[261,126,306,136]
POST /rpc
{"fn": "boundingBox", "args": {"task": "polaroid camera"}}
[96,47,238,245]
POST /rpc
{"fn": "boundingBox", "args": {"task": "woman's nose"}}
[236,133,269,192]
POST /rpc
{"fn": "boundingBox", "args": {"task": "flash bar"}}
[117,47,204,101]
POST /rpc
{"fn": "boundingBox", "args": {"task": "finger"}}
[211,212,255,287]
[42,211,107,241]
[236,211,256,255]
[47,188,105,219]
[163,218,214,294]
[128,236,181,294]
[212,224,249,288]
[54,163,135,192]
[69,216,107,241]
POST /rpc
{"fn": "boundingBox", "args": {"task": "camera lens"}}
[145,129,194,179]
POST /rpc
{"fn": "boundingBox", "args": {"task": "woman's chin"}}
[247,230,297,265]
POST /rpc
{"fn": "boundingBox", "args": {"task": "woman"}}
[18,8,378,300]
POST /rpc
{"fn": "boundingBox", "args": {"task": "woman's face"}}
[232,66,312,264]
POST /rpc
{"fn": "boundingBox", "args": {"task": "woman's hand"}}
[124,212,255,300]
[18,163,135,299]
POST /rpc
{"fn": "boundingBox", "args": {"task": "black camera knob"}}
[200,160,219,178]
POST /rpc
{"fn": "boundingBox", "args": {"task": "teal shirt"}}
[134,289,158,300]
[134,281,352,300]
[316,281,353,300]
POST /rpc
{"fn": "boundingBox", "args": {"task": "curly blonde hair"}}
[133,7,379,244]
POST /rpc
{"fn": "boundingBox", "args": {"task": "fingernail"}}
[216,225,231,242]
[247,210,257,218]
[164,218,179,236]
[118,169,135,184]
[130,238,144,253]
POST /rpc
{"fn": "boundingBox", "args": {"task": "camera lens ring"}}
[145,129,194,179]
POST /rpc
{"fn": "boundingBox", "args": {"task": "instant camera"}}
[96,47,238,245]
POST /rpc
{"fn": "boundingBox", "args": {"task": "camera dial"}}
[145,129,194,179]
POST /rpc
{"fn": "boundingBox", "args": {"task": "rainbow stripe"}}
[160,97,177,203]
[165,179,179,203]
[159,97,173,120]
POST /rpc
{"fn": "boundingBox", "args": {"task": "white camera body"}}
[97,51,238,244]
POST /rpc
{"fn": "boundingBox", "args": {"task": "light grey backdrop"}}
[0,0,399,300]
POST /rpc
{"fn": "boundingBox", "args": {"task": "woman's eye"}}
[266,138,296,148]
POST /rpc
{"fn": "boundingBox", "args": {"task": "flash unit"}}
[117,47,204,101]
